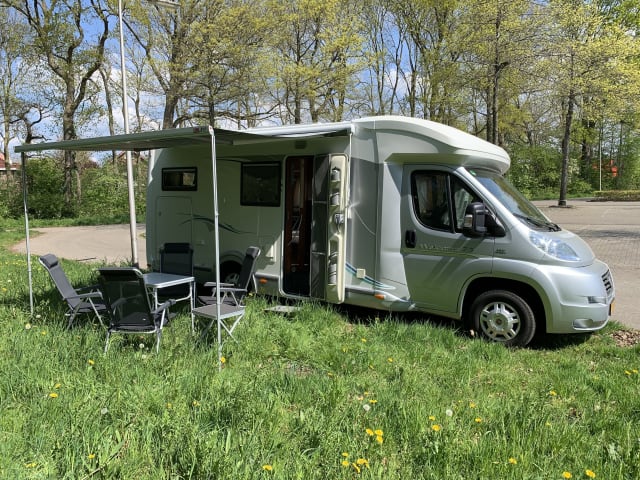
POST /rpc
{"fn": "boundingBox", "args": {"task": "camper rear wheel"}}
[469,290,536,347]
[220,262,241,285]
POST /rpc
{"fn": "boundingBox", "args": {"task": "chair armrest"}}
[76,284,100,293]
[68,291,103,300]
[152,298,177,315]
[204,282,234,288]
[218,287,247,294]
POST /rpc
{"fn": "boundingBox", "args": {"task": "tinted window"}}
[241,163,281,206]
[162,167,197,191]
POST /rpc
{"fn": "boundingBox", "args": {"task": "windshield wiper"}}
[514,213,561,231]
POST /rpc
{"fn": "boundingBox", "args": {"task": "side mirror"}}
[463,203,487,237]
[463,202,506,238]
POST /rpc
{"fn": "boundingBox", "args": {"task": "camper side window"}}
[162,168,197,191]
[412,172,479,232]
[241,163,281,206]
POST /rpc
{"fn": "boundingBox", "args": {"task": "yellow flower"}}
[549,390,557,396]
[192,400,200,407]
[585,469,596,478]
[54,383,61,389]
[342,452,349,458]
[475,417,482,423]
[25,462,37,468]
[431,424,441,432]
[220,356,226,364]
[469,402,477,408]
[387,357,393,362]
[562,472,572,479]
[366,428,374,436]
[428,415,436,421]
[356,458,369,468]
[374,429,383,436]
[88,453,95,460]
[624,370,631,376]
[48,392,58,398]
[352,463,361,474]
[376,435,383,444]
[341,460,350,467]
[508,457,517,465]
[361,338,367,343]
[262,464,273,471]
[166,402,173,409]
[88,359,95,365]
[369,399,378,404]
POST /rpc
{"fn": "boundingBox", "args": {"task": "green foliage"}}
[23,158,67,219]
[79,163,133,219]
[0,242,639,478]
[507,145,562,198]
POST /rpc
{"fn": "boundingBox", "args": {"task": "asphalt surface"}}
[12,200,639,330]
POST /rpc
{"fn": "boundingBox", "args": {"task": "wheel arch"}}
[461,277,547,334]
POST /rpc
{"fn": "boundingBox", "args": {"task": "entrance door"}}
[283,156,313,295]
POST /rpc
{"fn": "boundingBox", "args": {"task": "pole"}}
[21,152,34,315]
[118,0,139,267]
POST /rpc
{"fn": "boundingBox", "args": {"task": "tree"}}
[265,0,364,124]
[4,0,111,214]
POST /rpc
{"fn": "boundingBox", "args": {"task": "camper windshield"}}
[468,169,560,231]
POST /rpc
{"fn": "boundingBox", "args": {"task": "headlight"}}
[529,231,580,261]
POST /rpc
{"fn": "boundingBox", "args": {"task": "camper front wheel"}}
[469,290,536,347]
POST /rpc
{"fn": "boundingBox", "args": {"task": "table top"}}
[143,272,195,288]
[193,303,245,320]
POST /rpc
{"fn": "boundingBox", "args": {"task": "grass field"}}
[1,223,639,479]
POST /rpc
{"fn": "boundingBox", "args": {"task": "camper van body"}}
[146,116,614,346]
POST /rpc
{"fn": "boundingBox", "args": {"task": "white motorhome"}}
[145,115,615,347]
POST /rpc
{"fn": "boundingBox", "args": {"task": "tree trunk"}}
[559,89,575,207]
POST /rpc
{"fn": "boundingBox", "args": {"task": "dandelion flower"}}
[25,323,32,330]
[475,417,482,423]
[100,408,109,415]
[374,429,383,436]
[376,435,383,444]
[387,357,393,362]
[341,460,350,467]
[342,452,349,458]
[25,462,37,468]
[363,404,371,412]
[562,472,572,479]
[356,458,369,468]
[428,415,436,421]
[366,428,374,436]
[549,390,557,396]
[361,338,367,343]
[508,457,517,465]
[48,392,58,398]
[585,469,596,478]
[445,409,453,417]
[192,400,201,407]
[431,424,441,432]
[220,356,226,364]
[469,402,477,408]
[624,370,632,376]
[262,464,273,471]
[369,399,378,404]
[88,454,95,460]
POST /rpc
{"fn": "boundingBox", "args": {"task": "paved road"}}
[533,200,639,330]
[12,200,639,329]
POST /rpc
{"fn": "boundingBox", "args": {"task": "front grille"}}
[601,270,614,299]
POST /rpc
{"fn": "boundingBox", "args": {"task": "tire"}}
[468,290,536,347]
[220,262,241,285]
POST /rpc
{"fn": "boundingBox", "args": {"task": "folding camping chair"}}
[98,267,176,353]
[158,242,194,301]
[197,246,261,307]
[38,254,106,328]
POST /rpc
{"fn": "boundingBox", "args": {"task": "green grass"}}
[1,238,639,479]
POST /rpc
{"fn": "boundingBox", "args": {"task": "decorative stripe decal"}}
[346,263,395,290]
